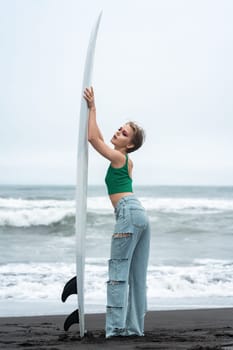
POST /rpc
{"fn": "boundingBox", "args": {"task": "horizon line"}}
[0,183,233,187]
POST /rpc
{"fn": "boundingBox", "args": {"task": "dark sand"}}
[0,308,233,349]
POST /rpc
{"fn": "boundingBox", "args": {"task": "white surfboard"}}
[76,11,102,338]
[61,12,102,338]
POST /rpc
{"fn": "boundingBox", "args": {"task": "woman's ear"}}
[126,143,135,151]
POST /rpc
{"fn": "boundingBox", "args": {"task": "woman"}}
[84,87,150,338]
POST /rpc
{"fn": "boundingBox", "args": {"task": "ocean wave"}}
[2,196,233,211]
[0,259,233,302]
[0,198,75,209]
[147,260,233,298]
[0,196,233,227]
[140,197,233,213]
[0,208,74,227]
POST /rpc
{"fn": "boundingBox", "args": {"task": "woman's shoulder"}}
[110,151,127,168]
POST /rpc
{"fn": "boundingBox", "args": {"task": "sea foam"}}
[1,259,233,302]
[0,196,233,227]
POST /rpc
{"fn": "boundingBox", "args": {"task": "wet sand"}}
[0,308,233,349]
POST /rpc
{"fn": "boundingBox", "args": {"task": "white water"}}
[1,196,233,227]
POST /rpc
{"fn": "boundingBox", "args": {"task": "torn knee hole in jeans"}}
[113,232,132,238]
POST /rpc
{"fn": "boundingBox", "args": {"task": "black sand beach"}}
[0,308,233,349]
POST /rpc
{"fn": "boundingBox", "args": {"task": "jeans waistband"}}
[114,194,141,213]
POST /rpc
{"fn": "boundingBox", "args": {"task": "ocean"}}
[0,185,233,317]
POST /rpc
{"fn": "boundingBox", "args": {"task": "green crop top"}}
[105,154,133,195]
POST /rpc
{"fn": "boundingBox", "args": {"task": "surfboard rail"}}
[61,11,102,337]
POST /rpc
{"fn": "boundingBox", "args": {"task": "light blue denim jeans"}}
[105,194,150,338]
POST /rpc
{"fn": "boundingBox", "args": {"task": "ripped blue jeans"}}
[106,195,150,338]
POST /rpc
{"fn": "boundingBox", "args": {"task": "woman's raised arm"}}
[83,87,124,164]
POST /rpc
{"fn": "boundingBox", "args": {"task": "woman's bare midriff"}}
[109,192,134,208]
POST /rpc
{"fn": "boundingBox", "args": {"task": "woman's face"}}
[111,124,134,150]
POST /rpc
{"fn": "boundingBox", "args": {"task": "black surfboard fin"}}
[64,309,79,331]
[61,276,77,302]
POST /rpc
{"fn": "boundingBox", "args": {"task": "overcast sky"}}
[0,0,233,186]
